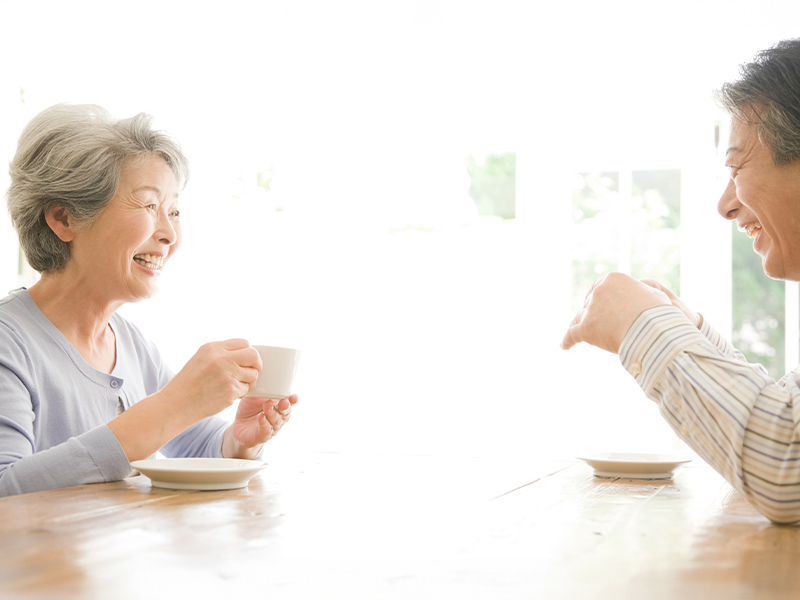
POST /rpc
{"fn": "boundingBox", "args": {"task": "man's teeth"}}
[739,223,763,238]
[133,254,165,269]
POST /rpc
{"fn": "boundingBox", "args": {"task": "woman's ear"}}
[44,205,76,242]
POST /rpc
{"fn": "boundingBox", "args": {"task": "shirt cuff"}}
[619,305,709,395]
[78,425,133,482]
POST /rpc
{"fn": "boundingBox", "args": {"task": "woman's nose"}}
[156,211,178,245]
[717,177,740,220]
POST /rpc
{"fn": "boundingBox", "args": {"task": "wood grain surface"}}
[1,453,796,600]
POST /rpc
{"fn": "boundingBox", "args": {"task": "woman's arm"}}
[107,339,261,462]
[0,359,131,496]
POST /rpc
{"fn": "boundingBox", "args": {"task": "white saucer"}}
[131,458,266,490]
[576,452,692,480]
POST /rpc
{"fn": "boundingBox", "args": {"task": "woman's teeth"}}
[133,254,165,269]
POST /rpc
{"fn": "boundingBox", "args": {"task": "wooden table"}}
[2,451,798,600]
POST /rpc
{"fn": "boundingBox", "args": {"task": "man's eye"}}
[169,209,180,219]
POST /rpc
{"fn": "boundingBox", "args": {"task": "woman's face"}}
[70,155,181,303]
[718,115,800,281]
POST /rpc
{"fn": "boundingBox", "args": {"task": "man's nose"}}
[717,177,740,220]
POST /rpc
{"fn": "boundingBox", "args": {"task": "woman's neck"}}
[27,270,120,373]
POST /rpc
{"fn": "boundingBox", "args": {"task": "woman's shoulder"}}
[0,289,40,338]
[0,287,32,314]
[109,310,142,338]
[0,289,52,367]
[109,312,166,368]
[110,312,157,353]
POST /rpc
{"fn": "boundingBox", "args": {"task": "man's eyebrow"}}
[725,146,740,158]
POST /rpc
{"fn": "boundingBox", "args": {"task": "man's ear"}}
[44,205,76,242]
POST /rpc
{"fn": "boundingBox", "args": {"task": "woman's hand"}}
[160,339,262,422]
[110,339,263,462]
[223,394,299,458]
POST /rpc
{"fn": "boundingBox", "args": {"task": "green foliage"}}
[465,153,516,219]
[731,223,785,378]
[632,170,681,230]
[256,167,273,193]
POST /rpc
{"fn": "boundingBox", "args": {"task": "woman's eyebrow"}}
[133,185,179,198]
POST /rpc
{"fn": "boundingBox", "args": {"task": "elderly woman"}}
[562,39,800,524]
[0,104,298,496]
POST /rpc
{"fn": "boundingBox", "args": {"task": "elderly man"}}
[562,39,800,524]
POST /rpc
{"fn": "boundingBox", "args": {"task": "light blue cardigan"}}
[0,288,229,496]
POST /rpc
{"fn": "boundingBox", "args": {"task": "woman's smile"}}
[133,253,167,272]
[68,155,182,303]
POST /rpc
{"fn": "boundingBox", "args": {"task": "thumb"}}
[560,310,585,350]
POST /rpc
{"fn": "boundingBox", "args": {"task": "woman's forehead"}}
[119,156,178,194]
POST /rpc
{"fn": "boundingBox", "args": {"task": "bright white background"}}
[1,0,799,460]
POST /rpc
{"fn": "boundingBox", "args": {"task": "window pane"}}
[571,171,620,312]
[732,222,785,378]
[630,169,681,294]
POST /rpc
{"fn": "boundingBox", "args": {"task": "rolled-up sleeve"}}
[619,305,800,524]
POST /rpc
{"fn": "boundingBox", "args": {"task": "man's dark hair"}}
[716,39,800,165]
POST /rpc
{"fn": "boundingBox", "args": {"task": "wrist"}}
[109,391,192,462]
[222,425,262,459]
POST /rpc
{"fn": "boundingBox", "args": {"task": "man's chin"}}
[761,256,787,281]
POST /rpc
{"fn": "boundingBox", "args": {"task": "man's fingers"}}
[561,329,577,350]
[561,310,586,350]
[585,274,607,300]
[640,278,676,300]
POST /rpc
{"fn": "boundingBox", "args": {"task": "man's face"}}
[718,115,800,281]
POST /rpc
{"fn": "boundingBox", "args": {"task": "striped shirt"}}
[620,305,800,524]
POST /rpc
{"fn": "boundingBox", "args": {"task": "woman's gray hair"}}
[6,103,190,273]
[715,38,800,165]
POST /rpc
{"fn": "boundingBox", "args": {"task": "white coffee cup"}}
[248,345,302,399]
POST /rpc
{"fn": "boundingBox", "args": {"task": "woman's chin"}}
[127,283,160,303]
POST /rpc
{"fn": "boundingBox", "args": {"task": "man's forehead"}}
[727,118,759,153]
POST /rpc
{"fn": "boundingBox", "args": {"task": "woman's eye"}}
[145,204,157,212]
[169,209,180,219]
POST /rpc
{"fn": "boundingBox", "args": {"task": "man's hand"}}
[561,272,672,354]
[639,278,703,329]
